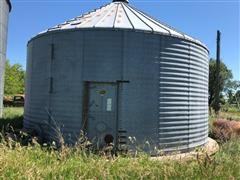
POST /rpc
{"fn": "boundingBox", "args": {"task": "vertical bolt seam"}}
[158,36,162,149]
[188,43,191,149]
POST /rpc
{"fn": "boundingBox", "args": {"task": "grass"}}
[0,107,240,179]
[0,107,23,130]
[220,107,240,121]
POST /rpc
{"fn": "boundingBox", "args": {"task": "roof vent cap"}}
[112,0,129,3]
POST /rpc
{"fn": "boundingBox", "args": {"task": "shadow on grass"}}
[0,108,33,146]
[0,114,37,146]
[0,115,23,131]
[0,107,24,130]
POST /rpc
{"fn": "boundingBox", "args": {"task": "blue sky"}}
[7,0,240,80]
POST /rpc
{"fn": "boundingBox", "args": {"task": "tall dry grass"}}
[0,107,240,179]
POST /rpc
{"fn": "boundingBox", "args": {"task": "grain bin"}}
[0,0,11,118]
[24,0,209,154]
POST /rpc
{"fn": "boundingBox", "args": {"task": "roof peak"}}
[112,0,129,3]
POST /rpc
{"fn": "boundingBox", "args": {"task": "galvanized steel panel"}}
[113,3,132,29]
[0,0,10,117]
[158,37,208,152]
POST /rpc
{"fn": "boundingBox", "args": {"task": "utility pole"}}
[214,30,221,115]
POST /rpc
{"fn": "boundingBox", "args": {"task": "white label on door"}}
[107,98,112,111]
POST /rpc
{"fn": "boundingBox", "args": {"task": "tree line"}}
[3,59,240,109]
[4,60,25,95]
[209,59,240,109]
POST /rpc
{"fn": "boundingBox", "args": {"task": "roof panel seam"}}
[94,3,115,27]
[121,3,135,29]
[113,3,120,28]
[124,3,154,32]
[74,3,112,29]
[128,4,171,35]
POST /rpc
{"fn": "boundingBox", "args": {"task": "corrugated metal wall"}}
[24,29,208,153]
[0,0,10,118]
[158,36,208,152]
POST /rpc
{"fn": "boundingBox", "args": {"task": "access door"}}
[86,82,117,148]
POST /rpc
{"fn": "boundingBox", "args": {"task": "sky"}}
[6,0,240,80]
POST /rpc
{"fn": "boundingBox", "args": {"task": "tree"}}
[209,59,232,109]
[235,90,240,104]
[4,60,25,95]
[225,80,240,108]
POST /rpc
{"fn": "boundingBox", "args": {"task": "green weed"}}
[0,108,240,179]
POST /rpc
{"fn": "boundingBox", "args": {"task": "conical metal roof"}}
[39,0,207,49]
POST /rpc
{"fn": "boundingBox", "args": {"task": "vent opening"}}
[104,134,114,144]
